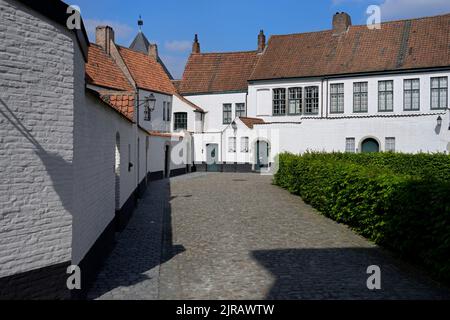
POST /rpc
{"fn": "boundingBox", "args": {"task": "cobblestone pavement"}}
[87,179,168,300]
[89,173,450,300]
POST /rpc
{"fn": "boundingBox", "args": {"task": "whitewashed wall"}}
[248,71,450,121]
[0,0,76,277]
[171,95,196,132]
[72,92,136,265]
[137,89,172,133]
[184,92,247,132]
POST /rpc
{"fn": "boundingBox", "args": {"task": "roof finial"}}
[138,15,143,31]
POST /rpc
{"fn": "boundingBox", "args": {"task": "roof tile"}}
[178,51,260,95]
[86,44,134,91]
[118,46,176,95]
[250,14,450,80]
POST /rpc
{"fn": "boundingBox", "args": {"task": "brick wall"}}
[71,92,136,265]
[0,0,76,279]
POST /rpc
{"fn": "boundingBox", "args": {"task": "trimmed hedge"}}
[274,152,450,284]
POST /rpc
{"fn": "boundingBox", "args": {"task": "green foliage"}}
[274,152,450,284]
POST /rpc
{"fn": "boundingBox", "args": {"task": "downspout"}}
[325,78,329,119]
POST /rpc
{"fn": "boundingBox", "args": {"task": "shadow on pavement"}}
[251,247,450,300]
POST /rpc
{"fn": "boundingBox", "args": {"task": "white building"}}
[177,13,450,171]
[0,0,189,299]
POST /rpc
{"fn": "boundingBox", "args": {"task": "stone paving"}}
[89,173,450,300]
[87,179,168,300]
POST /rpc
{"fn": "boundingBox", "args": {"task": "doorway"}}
[256,140,270,168]
[361,138,380,153]
[206,143,219,172]
[164,145,170,178]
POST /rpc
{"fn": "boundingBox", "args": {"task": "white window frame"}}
[345,137,356,153]
[385,137,396,152]
[228,137,236,153]
[241,137,249,153]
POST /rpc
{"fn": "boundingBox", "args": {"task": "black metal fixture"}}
[437,115,442,127]
[231,120,237,131]
[143,93,156,121]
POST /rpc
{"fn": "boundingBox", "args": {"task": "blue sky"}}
[71,0,450,79]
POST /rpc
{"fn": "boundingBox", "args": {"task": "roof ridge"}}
[270,12,450,39]
[191,50,258,56]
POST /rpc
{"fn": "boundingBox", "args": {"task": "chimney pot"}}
[192,34,200,54]
[332,12,352,35]
[96,26,115,54]
[258,30,266,53]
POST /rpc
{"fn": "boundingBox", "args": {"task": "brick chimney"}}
[96,26,115,54]
[332,12,352,35]
[192,34,200,54]
[257,30,266,53]
[149,43,158,60]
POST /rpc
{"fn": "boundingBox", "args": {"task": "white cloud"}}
[164,40,192,52]
[379,0,450,20]
[84,19,134,44]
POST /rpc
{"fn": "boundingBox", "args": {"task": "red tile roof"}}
[99,92,135,121]
[86,44,134,91]
[239,117,265,129]
[250,13,450,81]
[178,51,260,95]
[118,46,176,95]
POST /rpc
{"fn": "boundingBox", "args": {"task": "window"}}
[288,87,302,115]
[305,86,319,115]
[273,88,286,115]
[385,137,396,152]
[235,103,246,118]
[345,138,356,153]
[174,112,187,131]
[353,82,368,112]
[167,102,171,121]
[223,104,232,124]
[330,83,344,113]
[378,80,394,112]
[228,137,236,153]
[404,79,420,111]
[431,77,448,110]
[241,137,249,153]
[163,102,166,121]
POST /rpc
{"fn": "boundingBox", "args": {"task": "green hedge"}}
[274,152,450,284]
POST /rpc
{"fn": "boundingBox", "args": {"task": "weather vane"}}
[138,15,143,31]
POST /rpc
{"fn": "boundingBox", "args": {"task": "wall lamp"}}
[437,115,442,127]
[142,93,156,121]
[231,120,238,132]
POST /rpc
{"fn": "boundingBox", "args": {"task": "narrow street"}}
[89,173,450,300]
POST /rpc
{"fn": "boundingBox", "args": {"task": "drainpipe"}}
[325,78,329,119]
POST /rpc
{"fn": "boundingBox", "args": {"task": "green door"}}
[361,138,380,153]
[206,144,219,172]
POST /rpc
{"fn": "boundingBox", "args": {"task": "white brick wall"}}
[71,91,138,265]
[0,0,76,277]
